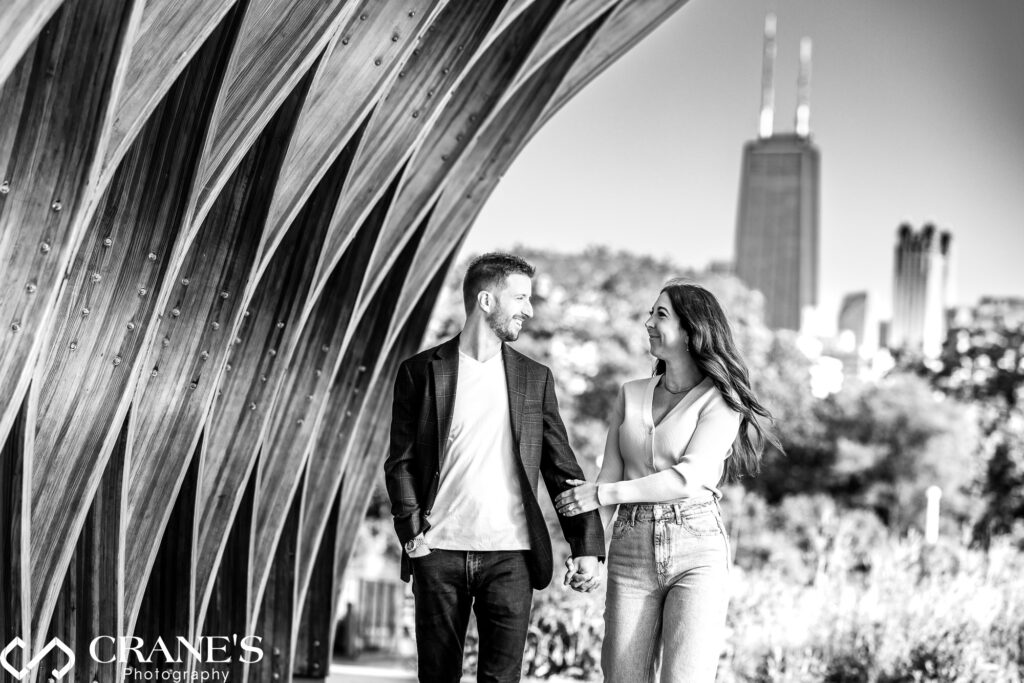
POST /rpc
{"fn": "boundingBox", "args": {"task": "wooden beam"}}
[0,0,138,454]
[27,15,240,645]
[255,0,446,272]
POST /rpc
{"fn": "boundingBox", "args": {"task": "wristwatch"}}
[405,535,430,557]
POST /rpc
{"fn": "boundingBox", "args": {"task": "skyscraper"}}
[735,18,820,331]
[890,223,953,358]
[838,291,869,352]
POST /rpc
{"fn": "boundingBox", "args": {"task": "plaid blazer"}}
[384,334,605,589]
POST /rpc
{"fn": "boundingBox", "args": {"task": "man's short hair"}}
[462,252,535,313]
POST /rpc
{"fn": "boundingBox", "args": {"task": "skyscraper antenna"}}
[795,37,812,137]
[758,14,777,138]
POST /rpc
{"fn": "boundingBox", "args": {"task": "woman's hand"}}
[555,479,602,517]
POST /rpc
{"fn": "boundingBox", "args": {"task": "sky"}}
[462,0,1024,329]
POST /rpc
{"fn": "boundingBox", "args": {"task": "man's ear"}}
[477,290,491,312]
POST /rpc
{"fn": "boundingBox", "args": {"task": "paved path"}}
[297,663,476,682]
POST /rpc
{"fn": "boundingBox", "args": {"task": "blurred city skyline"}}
[462,0,1024,330]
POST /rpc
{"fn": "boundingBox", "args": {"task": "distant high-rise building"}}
[890,223,953,358]
[838,291,869,350]
[734,16,819,331]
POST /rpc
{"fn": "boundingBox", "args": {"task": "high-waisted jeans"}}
[602,497,731,683]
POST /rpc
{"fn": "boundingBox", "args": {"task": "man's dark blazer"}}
[384,334,605,589]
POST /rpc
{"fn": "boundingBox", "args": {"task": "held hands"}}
[563,556,601,593]
[555,479,601,517]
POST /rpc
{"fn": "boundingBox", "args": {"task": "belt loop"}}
[673,504,682,525]
[629,505,638,526]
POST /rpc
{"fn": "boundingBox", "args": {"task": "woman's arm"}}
[601,400,741,505]
[558,393,742,514]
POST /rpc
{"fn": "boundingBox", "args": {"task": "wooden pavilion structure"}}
[0,0,687,680]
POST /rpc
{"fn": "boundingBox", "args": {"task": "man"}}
[384,253,604,682]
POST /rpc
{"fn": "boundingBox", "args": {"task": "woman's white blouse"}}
[608,375,742,499]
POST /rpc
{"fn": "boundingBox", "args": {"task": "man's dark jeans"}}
[411,549,533,683]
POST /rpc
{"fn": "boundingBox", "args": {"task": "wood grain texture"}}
[536,0,691,130]
[255,0,445,271]
[508,0,620,96]
[311,0,508,295]
[192,0,357,229]
[353,0,565,322]
[0,0,135,457]
[292,490,338,678]
[250,495,300,683]
[131,440,200,679]
[0,393,30,654]
[295,217,430,602]
[193,123,362,633]
[0,2,691,679]
[42,412,127,678]
[326,262,449,632]
[125,70,314,626]
[102,0,240,182]
[197,454,257,683]
[0,0,63,88]
[249,176,403,622]
[385,25,598,352]
[28,18,238,644]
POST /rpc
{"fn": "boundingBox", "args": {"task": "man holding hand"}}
[384,253,604,682]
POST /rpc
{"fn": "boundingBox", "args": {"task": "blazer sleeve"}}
[538,367,606,558]
[383,360,424,544]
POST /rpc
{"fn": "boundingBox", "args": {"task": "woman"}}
[556,280,779,682]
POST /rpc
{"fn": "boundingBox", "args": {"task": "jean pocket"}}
[679,509,721,537]
[611,517,629,541]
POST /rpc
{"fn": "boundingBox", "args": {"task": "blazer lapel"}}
[431,335,460,467]
[503,344,527,452]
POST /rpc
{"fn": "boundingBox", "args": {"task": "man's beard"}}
[487,309,521,342]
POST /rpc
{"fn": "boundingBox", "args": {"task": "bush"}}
[491,501,1024,682]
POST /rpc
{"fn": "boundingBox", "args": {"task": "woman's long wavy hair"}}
[653,281,782,481]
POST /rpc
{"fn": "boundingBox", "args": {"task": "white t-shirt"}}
[425,350,531,550]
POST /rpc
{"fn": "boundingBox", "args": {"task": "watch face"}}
[405,540,416,552]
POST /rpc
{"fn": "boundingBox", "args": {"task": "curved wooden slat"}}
[25,0,231,643]
[0,0,63,88]
[487,0,538,50]
[192,123,363,633]
[102,0,239,183]
[295,218,431,600]
[132,442,199,680]
[310,0,507,294]
[293,490,338,678]
[325,261,449,634]
[251,494,300,683]
[0,392,31,654]
[197,453,257,683]
[537,0,690,129]
[353,0,569,321]
[124,70,314,629]
[0,3,696,680]
[255,0,445,271]
[192,0,357,229]
[43,412,128,677]
[508,0,619,95]
[0,0,137,455]
[384,24,600,353]
[248,177,402,623]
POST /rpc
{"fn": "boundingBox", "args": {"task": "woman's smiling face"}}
[645,291,686,359]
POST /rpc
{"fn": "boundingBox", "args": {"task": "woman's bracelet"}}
[595,484,603,507]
